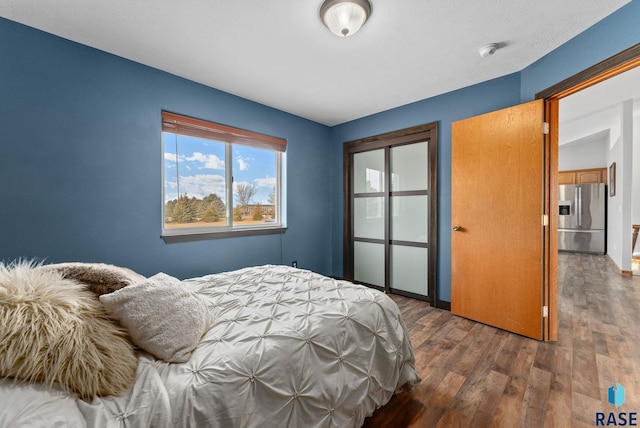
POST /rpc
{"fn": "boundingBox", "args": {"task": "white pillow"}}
[99,273,213,363]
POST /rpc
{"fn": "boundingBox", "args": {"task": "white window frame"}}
[161,111,286,242]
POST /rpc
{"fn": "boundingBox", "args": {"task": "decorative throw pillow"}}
[100,273,213,363]
[0,260,138,401]
[41,262,146,296]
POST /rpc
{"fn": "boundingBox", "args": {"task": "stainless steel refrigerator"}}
[558,183,606,254]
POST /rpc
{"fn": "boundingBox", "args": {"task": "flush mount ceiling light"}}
[320,0,372,37]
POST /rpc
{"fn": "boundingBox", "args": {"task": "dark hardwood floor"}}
[363,253,640,427]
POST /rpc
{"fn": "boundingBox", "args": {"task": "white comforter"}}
[0,265,420,428]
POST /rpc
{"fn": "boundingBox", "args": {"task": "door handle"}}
[577,187,582,227]
[452,225,463,231]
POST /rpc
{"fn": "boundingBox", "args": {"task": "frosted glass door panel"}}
[391,245,428,295]
[390,142,428,191]
[354,241,385,287]
[391,196,428,243]
[354,197,384,239]
[354,150,385,193]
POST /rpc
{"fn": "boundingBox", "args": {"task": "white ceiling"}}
[560,65,640,146]
[0,0,631,126]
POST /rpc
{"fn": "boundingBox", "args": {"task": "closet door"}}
[389,142,429,296]
[344,123,437,304]
[352,149,386,288]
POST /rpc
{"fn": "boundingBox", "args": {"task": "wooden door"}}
[451,100,545,340]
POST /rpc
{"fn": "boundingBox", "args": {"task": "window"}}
[161,112,286,242]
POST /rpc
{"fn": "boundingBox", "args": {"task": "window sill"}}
[161,227,287,243]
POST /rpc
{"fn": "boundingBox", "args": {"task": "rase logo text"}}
[596,384,638,426]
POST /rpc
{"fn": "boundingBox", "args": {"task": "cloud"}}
[164,180,178,202]
[164,153,180,162]
[237,156,249,171]
[185,152,208,162]
[165,174,226,201]
[254,176,276,189]
[186,152,224,170]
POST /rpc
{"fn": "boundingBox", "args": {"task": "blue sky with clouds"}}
[164,134,276,205]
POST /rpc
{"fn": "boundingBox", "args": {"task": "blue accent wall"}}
[2,0,640,301]
[520,0,640,101]
[329,74,522,302]
[0,17,332,279]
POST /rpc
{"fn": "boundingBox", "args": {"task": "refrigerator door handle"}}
[574,188,580,227]
[578,187,582,227]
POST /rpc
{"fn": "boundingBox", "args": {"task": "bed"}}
[0,262,420,427]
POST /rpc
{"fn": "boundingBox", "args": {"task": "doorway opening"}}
[556,67,640,273]
[536,43,640,339]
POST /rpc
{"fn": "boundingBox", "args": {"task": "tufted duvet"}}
[0,265,420,428]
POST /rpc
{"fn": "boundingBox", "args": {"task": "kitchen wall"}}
[558,138,609,171]
[610,100,634,270]
[558,97,617,172]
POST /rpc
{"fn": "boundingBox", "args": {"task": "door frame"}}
[537,43,640,341]
[342,122,440,306]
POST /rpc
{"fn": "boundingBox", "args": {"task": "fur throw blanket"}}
[41,262,146,295]
[0,261,138,400]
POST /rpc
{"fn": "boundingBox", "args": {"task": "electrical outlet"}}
[292,261,298,268]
